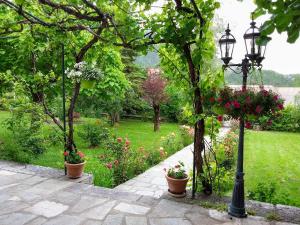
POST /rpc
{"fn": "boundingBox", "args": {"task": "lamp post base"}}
[228,172,247,218]
[228,204,247,218]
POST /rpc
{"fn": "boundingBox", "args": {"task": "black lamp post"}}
[218,18,269,218]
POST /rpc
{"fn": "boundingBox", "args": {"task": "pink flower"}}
[106,163,113,169]
[232,101,241,109]
[225,102,231,109]
[63,151,69,156]
[217,115,223,122]
[274,95,279,101]
[245,121,252,129]
[255,105,263,114]
[117,137,122,143]
[77,151,84,158]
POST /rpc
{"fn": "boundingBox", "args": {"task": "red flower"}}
[63,151,69,156]
[106,163,113,169]
[114,160,119,166]
[232,101,241,109]
[225,102,231,109]
[246,96,251,104]
[255,105,263,114]
[125,139,130,146]
[209,97,215,103]
[274,95,279,101]
[278,103,284,110]
[217,115,223,122]
[245,121,252,129]
[267,120,273,126]
[77,151,84,158]
[217,97,222,103]
[117,137,122,143]
[262,90,269,96]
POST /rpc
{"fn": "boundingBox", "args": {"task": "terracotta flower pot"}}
[165,175,189,196]
[65,161,85,179]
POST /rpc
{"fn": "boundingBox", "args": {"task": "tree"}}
[142,68,167,131]
[0,0,142,151]
[142,0,221,193]
[252,0,300,43]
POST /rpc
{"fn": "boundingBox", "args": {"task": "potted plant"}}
[64,150,85,178]
[165,161,189,197]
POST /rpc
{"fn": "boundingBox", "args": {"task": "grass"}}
[244,130,300,207]
[0,111,180,187]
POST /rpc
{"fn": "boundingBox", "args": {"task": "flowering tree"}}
[142,68,168,132]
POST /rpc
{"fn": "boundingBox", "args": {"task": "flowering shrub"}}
[103,137,131,186]
[216,131,238,170]
[161,132,183,155]
[165,161,188,179]
[64,150,85,164]
[179,125,194,147]
[66,62,102,83]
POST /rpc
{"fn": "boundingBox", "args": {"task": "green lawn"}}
[0,111,180,187]
[244,130,300,207]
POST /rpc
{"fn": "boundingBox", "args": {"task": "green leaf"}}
[287,29,299,43]
[15,0,25,4]
[81,80,95,89]
[260,21,275,35]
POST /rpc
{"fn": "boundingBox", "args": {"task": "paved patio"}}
[0,161,296,225]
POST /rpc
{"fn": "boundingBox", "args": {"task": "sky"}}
[217,0,300,75]
[151,0,300,75]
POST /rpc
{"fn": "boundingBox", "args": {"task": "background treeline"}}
[225,70,300,87]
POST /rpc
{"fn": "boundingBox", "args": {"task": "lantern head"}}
[219,24,236,66]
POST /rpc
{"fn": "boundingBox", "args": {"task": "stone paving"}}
[115,127,230,198]
[0,163,296,225]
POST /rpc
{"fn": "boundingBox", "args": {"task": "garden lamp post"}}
[218,18,269,218]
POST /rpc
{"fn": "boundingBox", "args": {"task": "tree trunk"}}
[153,104,160,132]
[183,44,211,194]
[66,28,102,151]
[31,90,44,104]
[67,82,81,151]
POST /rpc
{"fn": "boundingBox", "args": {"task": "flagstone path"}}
[0,160,296,225]
[115,127,230,198]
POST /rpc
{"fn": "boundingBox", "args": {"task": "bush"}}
[247,182,293,206]
[78,120,110,147]
[161,132,183,155]
[258,105,300,132]
[247,182,277,204]
[0,139,31,163]
[46,129,64,146]
[216,131,238,170]
[179,125,194,147]
[102,137,131,186]
[4,104,46,156]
